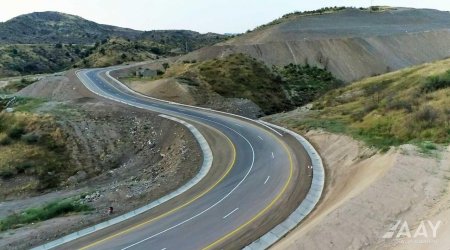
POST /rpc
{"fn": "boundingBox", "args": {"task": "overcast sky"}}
[1,0,450,33]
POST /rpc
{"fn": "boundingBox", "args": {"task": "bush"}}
[386,99,413,113]
[415,106,439,123]
[15,162,33,174]
[422,71,450,93]
[0,169,14,179]
[0,199,91,231]
[7,126,25,139]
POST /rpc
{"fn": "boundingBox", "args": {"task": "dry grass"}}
[0,105,70,197]
[273,58,450,150]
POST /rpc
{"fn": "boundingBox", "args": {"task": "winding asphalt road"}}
[54,66,312,250]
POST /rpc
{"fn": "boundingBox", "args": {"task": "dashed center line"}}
[258,136,264,141]
[264,176,270,184]
[161,248,167,250]
[272,152,275,159]
[223,208,239,219]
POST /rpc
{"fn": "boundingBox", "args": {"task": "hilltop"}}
[181,7,450,82]
[0,12,229,77]
[0,11,141,44]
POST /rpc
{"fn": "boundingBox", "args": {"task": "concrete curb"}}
[244,120,324,250]
[31,82,213,250]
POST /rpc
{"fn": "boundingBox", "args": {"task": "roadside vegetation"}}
[160,54,342,114]
[0,97,70,198]
[273,59,450,151]
[0,78,37,94]
[0,197,91,231]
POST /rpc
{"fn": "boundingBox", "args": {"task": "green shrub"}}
[0,169,14,179]
[15,162,33,174]
[7,126,25,139]
[414,106,439,124]
[0,199,91,231]
[422,70,450,93]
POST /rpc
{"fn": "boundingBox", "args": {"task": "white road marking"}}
[161,248,167,250]
[272,152,275,159]
[234,123,242,127]
[258,136,264,141]
[223,208,239,219]
[255,120,283,137]
[264,176,270,184]
[120,121,256,250]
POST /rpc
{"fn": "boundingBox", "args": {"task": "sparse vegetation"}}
[276,58,450,151]
[0,78,37,94]
[275,64,343,106]
[421,70,450,93]
[253,6,350,32]
[0,198,91,231]
[159,54,341,114]
[0,98,70,195]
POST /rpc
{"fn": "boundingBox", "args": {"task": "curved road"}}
[54,67,312,250]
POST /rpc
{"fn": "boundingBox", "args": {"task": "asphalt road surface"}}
[55,67,312,250]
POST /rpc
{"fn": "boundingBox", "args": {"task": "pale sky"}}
[1,0,450,34]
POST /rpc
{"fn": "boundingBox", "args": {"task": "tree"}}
[162,62,170,70]
[100,48,106,55]
[55,43,63,49]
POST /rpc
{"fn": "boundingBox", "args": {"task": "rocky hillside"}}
[181,7,450,82]
[0,11,142,44]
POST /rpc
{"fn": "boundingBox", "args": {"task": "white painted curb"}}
[31,82,213,250]
[244,120,325,250]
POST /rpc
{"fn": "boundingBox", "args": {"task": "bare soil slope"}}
[271,130,450,249]
[181,8,450,82]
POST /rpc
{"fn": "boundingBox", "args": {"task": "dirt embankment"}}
[0,70,202,249]
[271,130,450,249]
[114,61,263,118]
[181,8,450,82]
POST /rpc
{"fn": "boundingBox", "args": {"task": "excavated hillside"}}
[181,7,450,82]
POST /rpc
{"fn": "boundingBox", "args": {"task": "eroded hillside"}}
[181,7,450,82]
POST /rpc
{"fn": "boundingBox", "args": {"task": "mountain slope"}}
[0,11,142,44]
[267,57,450,150]
[140,30,228,52]
[0,12,229,77]
[181,7,450,82]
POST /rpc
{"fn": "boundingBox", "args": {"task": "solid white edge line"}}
[32,70,214,250]
[244,121,324,250]
[120,117,256,250]
[102,66,283,137]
